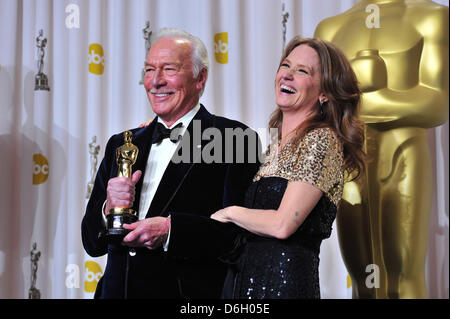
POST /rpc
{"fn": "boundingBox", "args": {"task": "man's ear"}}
[196,68,208,91]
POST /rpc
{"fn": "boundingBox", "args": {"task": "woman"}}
[211,37,366,299]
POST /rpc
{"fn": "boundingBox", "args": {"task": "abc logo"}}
[33,154,49,185]
[88,43,105,75]
[347,274,352,288]
[84,261,103,293]
[214,32,228,64]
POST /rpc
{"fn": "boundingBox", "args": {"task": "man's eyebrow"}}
[144,62,179,67]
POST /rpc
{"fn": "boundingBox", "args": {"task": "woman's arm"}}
[211,180,323,240]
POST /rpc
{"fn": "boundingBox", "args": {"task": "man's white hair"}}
[153,28,209,81]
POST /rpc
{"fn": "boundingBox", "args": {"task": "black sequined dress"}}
[222,128,344,299]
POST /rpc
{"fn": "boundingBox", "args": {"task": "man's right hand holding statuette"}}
[104,131,142,241]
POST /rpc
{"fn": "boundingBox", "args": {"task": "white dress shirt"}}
[138,103,200,220]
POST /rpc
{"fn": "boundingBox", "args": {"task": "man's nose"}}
[152,69,165,87]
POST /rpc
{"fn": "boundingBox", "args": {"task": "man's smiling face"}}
[144,37,201,125]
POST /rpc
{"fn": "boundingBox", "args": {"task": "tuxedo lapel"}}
[146,105,214,218]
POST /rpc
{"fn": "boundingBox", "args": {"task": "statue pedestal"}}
[35,73,50,91]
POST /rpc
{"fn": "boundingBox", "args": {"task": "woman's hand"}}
[211,206,234,223]
[138,117,154,128]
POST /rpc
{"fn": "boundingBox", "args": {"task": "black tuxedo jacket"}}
[82,105,260,298]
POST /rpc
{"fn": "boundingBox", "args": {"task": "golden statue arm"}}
[360,85,448,128]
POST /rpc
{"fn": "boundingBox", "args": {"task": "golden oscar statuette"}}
[315,0,448,298]
[105,131,139,240]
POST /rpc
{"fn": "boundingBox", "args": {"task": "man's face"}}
[144,37,203,125]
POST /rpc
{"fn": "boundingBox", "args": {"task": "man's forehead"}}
[147,37,192,62]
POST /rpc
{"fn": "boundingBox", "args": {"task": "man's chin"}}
[150,103,173,116]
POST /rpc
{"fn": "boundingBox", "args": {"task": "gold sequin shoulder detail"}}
[254,127,344,206]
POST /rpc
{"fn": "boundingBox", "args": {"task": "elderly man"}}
[82,28,260,299]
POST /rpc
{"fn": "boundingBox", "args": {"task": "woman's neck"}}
[280,111,309,146]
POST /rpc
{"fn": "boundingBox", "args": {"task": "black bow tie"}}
[151,122,183,144]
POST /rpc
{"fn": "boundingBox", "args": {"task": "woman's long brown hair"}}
[269,37,366,181]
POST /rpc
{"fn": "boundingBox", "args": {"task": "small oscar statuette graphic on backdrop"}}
[139,20,152,85]
[86,136,101,199]
[29,243,41,299]
[281,3,289,51]
[34,29,50,91]
[105,131,139,242]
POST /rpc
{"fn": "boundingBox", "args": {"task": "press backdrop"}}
[0,0,448,299]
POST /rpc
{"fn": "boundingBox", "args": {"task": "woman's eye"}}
[298,69,308,74]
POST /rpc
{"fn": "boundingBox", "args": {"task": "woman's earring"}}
[319,100,324,116]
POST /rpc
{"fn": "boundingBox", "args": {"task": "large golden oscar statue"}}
[315,0,448,298]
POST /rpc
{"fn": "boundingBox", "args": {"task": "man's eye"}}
[165,67,176,73]
[145,68,154,73]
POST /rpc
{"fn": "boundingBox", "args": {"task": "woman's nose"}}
[281,67,294,80]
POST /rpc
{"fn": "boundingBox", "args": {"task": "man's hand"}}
[122,217,171,250]
[104,170,142,214]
